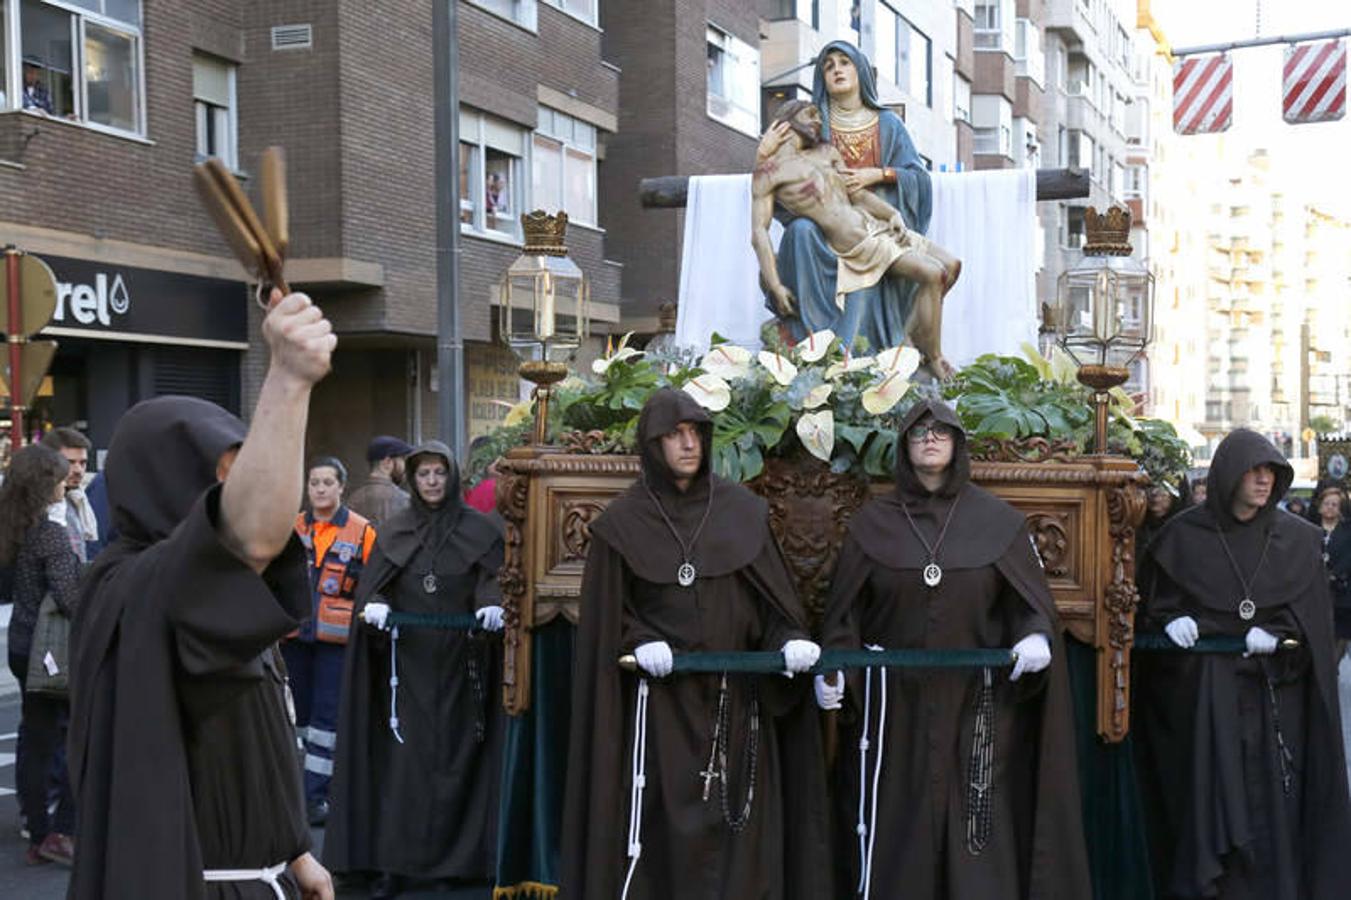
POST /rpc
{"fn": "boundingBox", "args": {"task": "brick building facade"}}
[0,0,621,473]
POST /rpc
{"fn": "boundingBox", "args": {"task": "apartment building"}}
[0,0,621,470]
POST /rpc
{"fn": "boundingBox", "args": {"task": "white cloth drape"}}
[675,170,1038,364]
[929,168,1039,368]
[675,174,780,354]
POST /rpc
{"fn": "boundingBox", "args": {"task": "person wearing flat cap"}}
[817,399,1089,900]
[1136,427,1351,899]
[561,388,831,900]
[326,441,506,898]
[347,436,413,527]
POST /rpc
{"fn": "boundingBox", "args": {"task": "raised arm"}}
[751,167,796,316]
[219,290,336,572]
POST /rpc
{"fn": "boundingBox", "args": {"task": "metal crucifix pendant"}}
[677,562,697,588]
[923,562,943,588]
[422,573,438,594]
[1239,598,1256,621]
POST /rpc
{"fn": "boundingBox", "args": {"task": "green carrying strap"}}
[385,610,480,630]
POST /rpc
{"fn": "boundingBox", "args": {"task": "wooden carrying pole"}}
[639,167,1091,208]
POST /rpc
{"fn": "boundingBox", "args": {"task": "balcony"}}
[1044,0,1093,43]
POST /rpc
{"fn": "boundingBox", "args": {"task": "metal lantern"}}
[1053,205,1154,452]
[498,210,590,442]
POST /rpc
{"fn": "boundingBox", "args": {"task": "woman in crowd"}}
[327,441,506,899]
[284,456,376,826]
[1313,480,1351,654]
[0,444,79,866]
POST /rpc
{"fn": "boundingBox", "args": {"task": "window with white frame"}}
[972,93,1011,157]
[541,0,596,26]
[706,24,760,137]
[973,0,1013,53]
[15,0,144,135]
[193,53,237,170]
[1014,19,1043,86]
[460,108,528,240]
[952,73,971,123]
[875,4,932,106]
[469,0,538,30]
[533,106,598,228]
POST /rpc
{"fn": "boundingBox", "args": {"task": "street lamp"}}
[499,210,590,444]
[1053,205,1154,453]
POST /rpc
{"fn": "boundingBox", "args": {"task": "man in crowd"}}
[42,426,97,563]
[1138,428,1351,898]
[347,435,412,527]
[68,289,335,899]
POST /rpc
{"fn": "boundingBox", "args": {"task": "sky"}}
[1152,0,1351,217]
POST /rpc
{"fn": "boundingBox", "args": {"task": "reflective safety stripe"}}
[304,753,334,776]
[305,726,337,750]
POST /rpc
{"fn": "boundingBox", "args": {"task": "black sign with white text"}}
[37,255,248,345]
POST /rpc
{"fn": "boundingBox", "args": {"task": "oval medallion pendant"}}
[1238,598,1256,621]
[677,562,697,588]
[923,562,943,588]
[422,573,439,594]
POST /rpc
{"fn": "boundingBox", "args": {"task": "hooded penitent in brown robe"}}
[560,388,831,900]
[1138,428,1351,899]
[68,396,313,899]
[326,440,505,883]
[819,399,1091,900]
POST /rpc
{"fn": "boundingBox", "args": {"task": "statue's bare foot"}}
[925,355,956,382]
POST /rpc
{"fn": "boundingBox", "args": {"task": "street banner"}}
[1173,54,1233,135]
[1283,39,1346,125]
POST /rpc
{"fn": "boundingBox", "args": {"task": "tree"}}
[1309,414,1339,435]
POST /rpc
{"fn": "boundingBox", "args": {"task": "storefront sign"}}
[467,343,528,438]
[38,255,248,347]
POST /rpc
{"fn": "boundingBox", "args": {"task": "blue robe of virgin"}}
[771,41,934,352]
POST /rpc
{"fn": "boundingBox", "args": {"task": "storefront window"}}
[16,0,144,135]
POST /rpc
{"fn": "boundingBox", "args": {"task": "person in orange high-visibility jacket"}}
[283,455,376,827]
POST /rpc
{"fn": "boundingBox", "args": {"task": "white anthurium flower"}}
[803,383,833,409]
[1049,346,1079,384]
[700,344,753,380]
[1020,341,1053,380]
[683,374,732,412]
[872,346,921,380]
[796,410,835,462]
[824,355,874,380]
[591,346,642,375]
[794,329,836,363]
[757,351,799,386]
[862,372,911,415]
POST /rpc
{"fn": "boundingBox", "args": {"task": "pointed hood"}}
[105,396,246,547]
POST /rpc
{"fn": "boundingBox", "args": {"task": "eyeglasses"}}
[906,422,956,443]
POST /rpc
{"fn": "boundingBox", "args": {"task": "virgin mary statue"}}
[769,40,933,352]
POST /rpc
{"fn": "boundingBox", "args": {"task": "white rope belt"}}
[388,624,405,744]
[621,677,651,900]
[857,645,887,900]
[203,860,288,899]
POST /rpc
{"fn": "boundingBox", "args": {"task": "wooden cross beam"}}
[639,167,1090,209]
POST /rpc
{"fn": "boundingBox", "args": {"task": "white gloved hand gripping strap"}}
[621,678,651,900]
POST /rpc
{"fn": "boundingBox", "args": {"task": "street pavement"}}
[0,604,489,899]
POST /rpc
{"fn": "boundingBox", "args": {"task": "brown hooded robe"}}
[68,396,312,899]
[1139,428,1351,899]
[819,399,1091,900]
[560,389,831,900]
[326,440,505,882]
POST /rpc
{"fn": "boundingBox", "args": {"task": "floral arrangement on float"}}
[467,329,1192,489]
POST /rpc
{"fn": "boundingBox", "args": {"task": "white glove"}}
[361,602,391,631]
[1165,615,1199,649]
[781,639,821,676]
[1009,633,1052,681]
[1245,626,1279,657]
[475,605,505,632]
[814,672,844,710]
[633,641,674,678]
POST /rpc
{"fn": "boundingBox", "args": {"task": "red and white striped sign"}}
[1283,39,1346,125]
[1173,54,1233,135]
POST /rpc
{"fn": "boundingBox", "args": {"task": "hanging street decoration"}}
[1282,38,1346,125]
[1173,53,1234,135]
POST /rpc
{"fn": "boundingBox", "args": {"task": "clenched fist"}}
[263,288,336,386]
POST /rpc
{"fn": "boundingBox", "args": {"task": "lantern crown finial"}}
[1083,206,1133,256]
[521,210,570,256]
